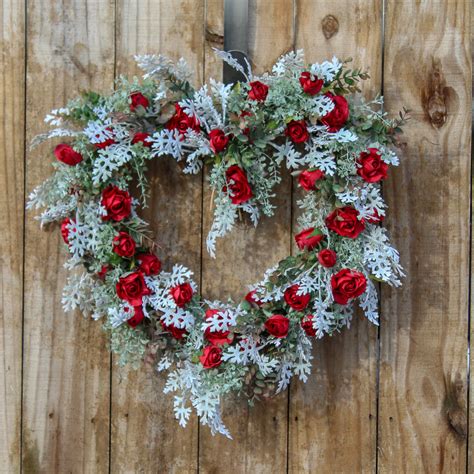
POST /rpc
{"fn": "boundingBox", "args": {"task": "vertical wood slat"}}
[380,0,471,472]
[110,2,204,472]
[470,0,474,469]
[22,1,115,472]
[0,1,25,472]
[288,1,383,473]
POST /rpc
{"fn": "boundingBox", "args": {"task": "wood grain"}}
[110,1,204,472]
[288,2,382,473]
[198,1,294,473]
[0,1,25,472]
[379,0,471,472]
[22,1,115,472]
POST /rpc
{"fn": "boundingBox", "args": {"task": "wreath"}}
[29,50,407,437]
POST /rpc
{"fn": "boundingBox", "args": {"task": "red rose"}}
[101,185,132,222]
[199,345,223,369]
[367,209,385,224]
[285,119,309,143]
[284,284,310,311]
[264,314,290,338]
[204,309,232,346]
[321,93,349,132]
[224,165,253,205]
[357,148,388,183]
[54,144,83,166]
[60,217,74,244]
[331,268,367,305]
[116,271,151,306]
[132,132,152,147]
[209,129,230,153]
[113,231,136,258]
[295,227,324,250]
[130,92,149,112]
[325,206,365,239]
[299,71,323,95]
[298,169,324,191]
[170,282,193,308]
[161,320,187,340]
[166,104,200,138]
[245,290,263,306]
[97,265,109,279]
[301,314,316,337]
[137,253,161,276]
[127,306,145,328]
[94,128,115,149]
[318,249,337,268]
[248,80,269,102]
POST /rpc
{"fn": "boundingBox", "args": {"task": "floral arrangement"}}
[29,50,407,437]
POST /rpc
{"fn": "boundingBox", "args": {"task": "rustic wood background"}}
[0,0,472,472]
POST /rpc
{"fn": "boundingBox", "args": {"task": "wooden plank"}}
[110,1,205,472]
[198,1,294,472]
[470,0,474,469]
[379,0,471,472]
[0,1,25,472]
[288,1,382,472]
[22,1,115,472]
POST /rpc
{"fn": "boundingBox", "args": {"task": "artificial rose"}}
[127,305,145,328]
[299,71,324,95]
[224,165,253,205]
[295,227,324,250]
[131,132,152,147]
[60,217,74,244]
[285,119,309,143]
[137,253,161,276]
[245,290,263,306]
[129,92,149,112]
[97,265,109,280]
[331,268,367,304]
[209,129,230,153]
[101,185,132,222]
[161,320,187,340]
[204,309,232,346]
[54,144,83,166]
[284,284,311,311]
[264,314,290,338]
[116,271,150,306]
[357,148,388,183]
[199,345,223,369]
[367,209,385,224]
[301,314,316,337]
[170,282,193,308]
[248,80,269,102]
[166,104,200,137]
[298,169,324,191]
[94,137,115,149]
[325,206,365,238]
[321,93,349,132]
[113,231,136,258]
[318,248,337,268]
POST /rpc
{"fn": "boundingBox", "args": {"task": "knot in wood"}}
[321,15,339,40]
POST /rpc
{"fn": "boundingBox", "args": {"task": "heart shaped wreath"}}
[29,50,407,437]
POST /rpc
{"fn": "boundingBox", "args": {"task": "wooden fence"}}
[0,0,471,472]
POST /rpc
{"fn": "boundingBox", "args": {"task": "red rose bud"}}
[204,309,232,346]
[367,209,385,224]
[224,165,253,205]
[54,144,83,166]
[248,80,269,102]
[170,282,193,308]
[137,253,161,276]
[60,217,74,244]
[127,305,145,328]
[160,320,188,340]
[318,248,337,268]
[132,132,152,147]
[101,185,132,222]
[357,148,388,183]
[166,103,200,138]
[285,119,309,144]
[130,92,149,112]
[245,290,263,306]
[209,129,230,153]
[113,231,136,258]
[331,268,367,305]
[298,169,324,191]
[295,227,324,250]
[116,271,151,306]
[301,314,317,337]
[199,345,223,369]
[264,314,290,338]
[299,71,324,95]
[321,93,349,132]
[97,265,109,280]
[284,284,311,311]
[325,206,365,239]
